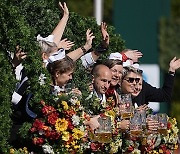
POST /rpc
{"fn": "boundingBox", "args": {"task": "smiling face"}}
[132,75,143,97]
[92,65,112,95]
[110,64,123,86]
[121,72,140,94]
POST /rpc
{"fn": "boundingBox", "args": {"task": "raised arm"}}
[67,29,95,61]
[12,45,27,68]
[168,57,180,73]
[57,38,74,50]
[51,2,69,46]
[91,22,110,61]
[121,49,143,62]
[135,57,180,105]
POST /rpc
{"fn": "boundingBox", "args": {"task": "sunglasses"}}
[123,77,140,83]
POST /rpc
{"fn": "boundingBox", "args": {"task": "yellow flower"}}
[159,149,163,153]
[74,145,80,149]
[23,147,28,154]
[62,131,70,141]
[174,144,178,150]
[172,126,179,134]
[10,149,15,154]
[172,118,177,125]
[76,101,80,106]
[105,110,116,119]
[62,101,69,110]
[72,128,84,140]
[55,118,68,132]
[110,142,118,154]
[65,144,70,148]
[71,140,76,146]
[152,150,158,154]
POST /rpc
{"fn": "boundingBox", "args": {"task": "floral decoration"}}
[30,93,86,153]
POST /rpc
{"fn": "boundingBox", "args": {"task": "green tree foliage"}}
[171,0,180,18]
[159,0,180,128]
[0,0,125,151]
[64,0,113,24]
[159,18,180,72]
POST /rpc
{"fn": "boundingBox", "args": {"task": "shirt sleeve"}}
[80,52,96,69]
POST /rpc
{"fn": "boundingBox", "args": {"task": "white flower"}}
[42,144,54,154]
[131,149,141,154]
[39,73,46,85]
[79,105,84,110]
[39,129,45,135]
[70,96,78,105]
[79,125,85,132]
[168,134,178,144]
[72,115,80,126]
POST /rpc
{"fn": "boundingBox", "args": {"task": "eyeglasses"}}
[123,77,140,83]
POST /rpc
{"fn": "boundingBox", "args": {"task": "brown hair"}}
[47,56,75,77]
[104,59,123,69]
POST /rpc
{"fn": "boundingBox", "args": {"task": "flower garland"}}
[12,88,179,154]
[29,93,86,153]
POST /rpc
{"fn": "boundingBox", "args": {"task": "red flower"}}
[165,149,171,154]
[32,137,44,145]
[42,105,56,115]
[167,122,172,129]
[90,142,102,151]
[30,127,36,133]
[160,144,167,152]
[64,109,76,117]
[33,119,45,130]
[127,145,134,152]
[67,119,74,130]
[48,112,59,125]
[105,87,115,97]
[45,130,60,140]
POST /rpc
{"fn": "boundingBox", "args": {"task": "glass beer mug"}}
[157,113,168,135]
[94,116,112,143]
[130,113,142,137]
[119,94,134,119]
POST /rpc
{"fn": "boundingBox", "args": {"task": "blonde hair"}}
[38,40,57,54]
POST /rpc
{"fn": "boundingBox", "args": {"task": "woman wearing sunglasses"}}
[120,66,141,95]
[132,57,180,107]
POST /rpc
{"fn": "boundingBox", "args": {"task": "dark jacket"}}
[132,73,175,106]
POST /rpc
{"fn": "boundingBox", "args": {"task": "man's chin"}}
[100,90,106,94]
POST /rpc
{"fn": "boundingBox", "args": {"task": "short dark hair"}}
[104,59,122,69]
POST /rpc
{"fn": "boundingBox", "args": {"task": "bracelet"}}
[168,71,175,76]
[81,46,87,54]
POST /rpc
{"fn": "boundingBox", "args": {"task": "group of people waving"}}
[9,2,180,149]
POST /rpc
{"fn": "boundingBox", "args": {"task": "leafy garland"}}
[0,0,123,152]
